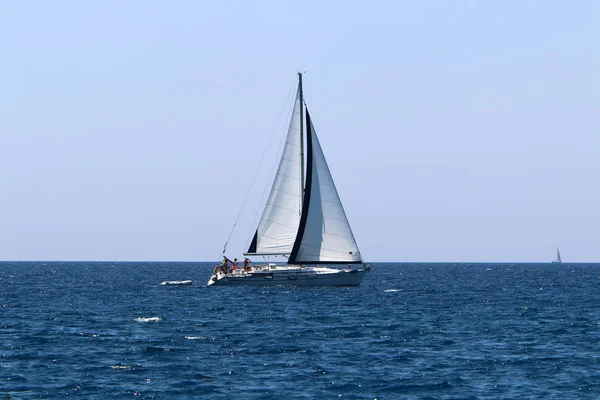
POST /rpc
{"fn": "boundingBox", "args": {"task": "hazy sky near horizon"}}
[1,1,599,262]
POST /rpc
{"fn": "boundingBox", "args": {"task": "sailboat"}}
[207,73,369,286]
[552,247,562,264]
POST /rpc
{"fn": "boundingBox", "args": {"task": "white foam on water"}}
[110,364,132,370]
[384,289,402,292]
[135,317,162,322]
[185,335,216,341]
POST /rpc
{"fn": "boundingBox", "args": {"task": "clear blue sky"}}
[1,1,598,262]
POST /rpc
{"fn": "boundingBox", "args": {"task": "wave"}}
[110,364,132,370]
[185,336,216,341]
[135,316,162,322]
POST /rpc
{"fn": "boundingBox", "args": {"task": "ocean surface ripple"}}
[2,261,600,399]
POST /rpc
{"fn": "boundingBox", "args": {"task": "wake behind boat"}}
[207,73,369,287]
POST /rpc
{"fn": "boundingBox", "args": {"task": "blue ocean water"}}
[2,262,600,399]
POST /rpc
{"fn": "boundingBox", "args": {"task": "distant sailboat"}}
[552,247,562,264]
[207,73,369,286]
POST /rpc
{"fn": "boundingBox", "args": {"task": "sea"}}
[2,262,600,399]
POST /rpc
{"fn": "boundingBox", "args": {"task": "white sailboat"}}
[207,73,369,287]
[552,247,562,264]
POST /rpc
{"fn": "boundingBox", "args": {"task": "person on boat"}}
[221,257,230,275]
[213,265,221,275]
[231,258,238,272]
[243,258,252,272]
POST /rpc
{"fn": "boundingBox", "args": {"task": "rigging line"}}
[245,82,298,245]
[222,78,297,255]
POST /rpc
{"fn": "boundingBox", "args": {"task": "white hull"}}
[207,265,367,287]
[160,280,193,286]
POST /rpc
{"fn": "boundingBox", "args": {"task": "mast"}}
[298,72,305,216]
[289,108,313,264]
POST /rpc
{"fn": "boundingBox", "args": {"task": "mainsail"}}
[247,74,362,264]
[246,88,303,256]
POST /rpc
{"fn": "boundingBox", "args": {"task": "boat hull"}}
[207,267,367,287]
[160,280,193,286]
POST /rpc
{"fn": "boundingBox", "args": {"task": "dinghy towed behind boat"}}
[207,73,369,287]
[160,280,193,286]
